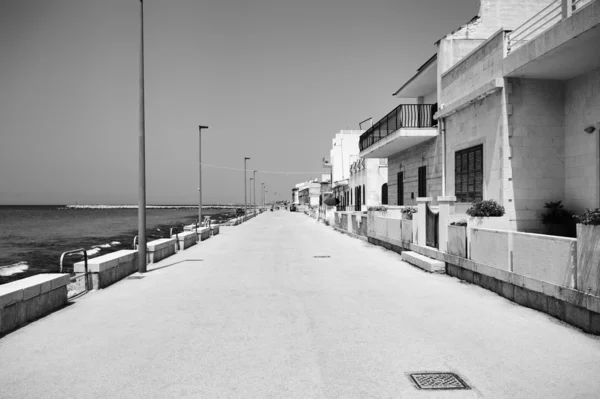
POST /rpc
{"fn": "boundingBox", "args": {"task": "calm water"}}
[0,205,237,284]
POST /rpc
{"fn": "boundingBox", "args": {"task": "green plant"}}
[450,219,467,227]
[574,208,600,226]
[324,197,339,207]
[368,205,387,212]
[401,206,418,220]
[466,200,505,217]
[541,201,572,225]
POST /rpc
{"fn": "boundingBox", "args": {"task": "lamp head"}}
[245,157,251,160]
[584,125,597,134]
[198,125,209,129]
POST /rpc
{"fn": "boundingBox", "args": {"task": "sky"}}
[0,0,478,205]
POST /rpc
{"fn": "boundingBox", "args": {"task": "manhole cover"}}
[127,276,145,280]
[313,256,330,258]
[409,372,469,390]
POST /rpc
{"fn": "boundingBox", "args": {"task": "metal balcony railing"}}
[359,104,437,152]
[507,0,595,54]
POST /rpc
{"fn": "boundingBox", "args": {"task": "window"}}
[382,184,388,205]
[362,185,365,205]
[455,145,483,203]
[397,172,404,205]
[418,166,426,198]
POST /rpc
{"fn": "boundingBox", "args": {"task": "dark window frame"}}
[455,144,483,203]
[418,166,426,198]
[397,172,404,206]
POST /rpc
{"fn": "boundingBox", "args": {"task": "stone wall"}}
[387,136,443,206]
[441,30,506,105]
[564,67,600,213]
[0,274,69,334]
[444,91,506,210]
[507,78,566,232]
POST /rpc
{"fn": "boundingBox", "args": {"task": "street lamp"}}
[249,177,253,215]
[261,183,265,210]
[138,0,147,273]
[244,157,250,219]
[198,125,209,226]
[253,170,257,215]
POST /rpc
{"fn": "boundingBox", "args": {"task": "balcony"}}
[359,104,438,158]
[505,0,600,80]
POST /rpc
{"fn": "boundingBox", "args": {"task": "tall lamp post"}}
[261,183,264,210]
[138,0,147,273]
[244,157,250,219]
[253,170,257,215]
[249,177,253,215]
[198,125,209,226]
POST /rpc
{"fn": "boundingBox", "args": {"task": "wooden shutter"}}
[418,166,426,198]
[455,145,483,202]
[397,172,404,205]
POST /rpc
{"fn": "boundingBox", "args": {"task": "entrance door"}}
[397,172,404,205]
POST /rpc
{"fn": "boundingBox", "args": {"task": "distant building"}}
[349,158,389,211]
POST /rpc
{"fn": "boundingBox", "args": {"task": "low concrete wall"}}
[0,274,69,334]
[374,216,387,239]
[577,224,600,296]
[196,227,211,241]
[448,225,467,258]
[401,219,412,243]
[173,231,197,250]
[211,225,220,236]
[412,219,418,244]
[147,238,176,263]
[359,215,368,236]
[341,214,349,231]
[75,250,138,290]
[351,214,359,235]
[386,218,402,245]
[512,231,577,289]
[470,228,509,270]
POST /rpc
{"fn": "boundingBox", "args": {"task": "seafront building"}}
[356,0,600,233]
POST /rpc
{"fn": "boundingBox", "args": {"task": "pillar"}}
[437,196,456,253]
[416,197,431,247]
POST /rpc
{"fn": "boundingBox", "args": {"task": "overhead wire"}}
[200,162,324,175]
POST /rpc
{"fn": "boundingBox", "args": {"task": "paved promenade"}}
[1,211,600,398]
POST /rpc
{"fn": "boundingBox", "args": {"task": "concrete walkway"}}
[1,211,600,398]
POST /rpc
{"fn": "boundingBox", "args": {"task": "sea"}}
[0,205,239,285]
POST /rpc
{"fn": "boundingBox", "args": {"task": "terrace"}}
[358,103,438,159]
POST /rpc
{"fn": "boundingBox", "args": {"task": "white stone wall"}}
[388,136,443,206]
[330,131,361,184]
[440,30,505,106]
[564,67,600,213]
[507,78,566,232]
[444,91,507,210]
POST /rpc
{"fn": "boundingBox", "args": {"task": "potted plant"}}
[541,200,576,237]
[574,208,600,296]
[466,199,508,231]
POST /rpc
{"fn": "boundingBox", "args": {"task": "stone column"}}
[416,197,431,247]
[562,0,573,19]
[437,196,456,253]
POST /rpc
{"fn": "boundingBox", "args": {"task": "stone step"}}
[401,251,445,274]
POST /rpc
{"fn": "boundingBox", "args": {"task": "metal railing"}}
[359,104,437,151]
[507,0,562,54]
[59,248,90,291]
[507,0,596,54]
